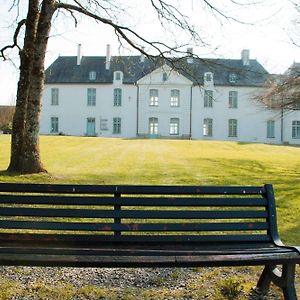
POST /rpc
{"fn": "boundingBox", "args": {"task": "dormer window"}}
[89,71,96,81]
[114,71,123,83]
[204,72,213,83]
[229,73,237,83]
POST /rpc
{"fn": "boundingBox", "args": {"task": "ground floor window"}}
[203,118,213,136]
[86,118,96,136]
[113,117,121,134]
[170,118,179,135]
[267,120,275,138]
[228,119,237,137]
[50,117,59,133]
[292,120,300,138]
[149,117,158,135]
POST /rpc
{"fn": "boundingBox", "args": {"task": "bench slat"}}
[0,208,268,219]
[0,220,269,232]
[0,233,272,243]
[0,183,265,195]
[0,195,267,207]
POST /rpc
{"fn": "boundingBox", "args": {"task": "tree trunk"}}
[21,0,56,173]
[7,0,40,173]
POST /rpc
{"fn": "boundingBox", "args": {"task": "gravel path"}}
[0,266,298,299]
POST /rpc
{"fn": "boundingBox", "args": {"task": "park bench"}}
[0,183,299,299]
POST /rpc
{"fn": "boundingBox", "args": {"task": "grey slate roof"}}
[45,55,269,87]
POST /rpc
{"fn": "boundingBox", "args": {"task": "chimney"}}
[140,47,145,63]
[187,47,193,64]
[241,49,250,66]
[106,44,111,70]
[77,44,82,66]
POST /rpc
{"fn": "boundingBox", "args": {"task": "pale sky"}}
[0,0,299,105]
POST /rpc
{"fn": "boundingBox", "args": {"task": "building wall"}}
[41,67,300,145]
[137,65,193,138]
[191,85,284,144]
[40,83,137,138]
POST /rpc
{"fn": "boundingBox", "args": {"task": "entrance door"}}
[87,118,96,136]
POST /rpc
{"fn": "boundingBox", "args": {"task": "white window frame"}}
[292,120,300,139]
[51,88,59,106]
[229,91,238,108]
[204,72,213,82]
[267,120,275,138]
[89,71,96,81]
[229,73,237,83]
[87,88,96,106]
[170,118,179,135]
[114,88,122,106]
[170,89,180,107]
[203,118,213,136]
[149,89,159,106]
[149,117,158,135]
[204,90,213,108]
[228,119,238,137]
[113,117,121,134]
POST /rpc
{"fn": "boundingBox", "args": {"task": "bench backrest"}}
[0,183,280,245]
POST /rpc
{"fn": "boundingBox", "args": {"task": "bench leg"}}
[257,264,297,300]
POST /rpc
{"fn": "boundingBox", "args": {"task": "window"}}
[204,90,213,107]
[115,72,121,80]
[203,118,213,136]
[170,89,180,107]
[229,91,238,108]
[50,117,59,133]
[89,71,96,80]
[229,73,237,83]
[51,88,59,105]
[163,72,168,81]
[267,120,275,138]
[149,89,159,106]
[87,88,96,106]
[292,120,300,139]
[114,88,122,106]
[170,118,179,135]
[228,119,238,137]
[86,118,96,136]
[113,117,121,134]
[204,72,213,82]
[149,117,158,135]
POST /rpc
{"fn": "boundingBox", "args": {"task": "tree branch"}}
[0,19,26,60]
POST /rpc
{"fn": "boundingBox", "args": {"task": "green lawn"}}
[0,135,300,244]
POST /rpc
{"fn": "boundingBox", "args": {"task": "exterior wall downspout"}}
[136,84,140,137]
[189,85,193,139]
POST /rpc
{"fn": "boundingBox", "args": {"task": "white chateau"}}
[40,45,300,144]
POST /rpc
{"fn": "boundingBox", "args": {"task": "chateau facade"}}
[40,46,300,144]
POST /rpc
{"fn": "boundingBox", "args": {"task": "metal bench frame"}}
[0,183,299,299]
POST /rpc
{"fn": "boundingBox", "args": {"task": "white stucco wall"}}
[40,83,137,138]
[40,64,300,145]
[137,65,193,138]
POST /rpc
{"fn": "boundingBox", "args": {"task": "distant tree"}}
[259,1,300,110]
[0,106,15,134]
[259,65,300,110]
[0,0,257,174]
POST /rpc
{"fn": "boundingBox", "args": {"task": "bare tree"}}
[0,0,257,174]
[259,1,300,110]
[259,66,300,110]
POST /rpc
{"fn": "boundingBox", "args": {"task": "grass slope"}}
[0,135,300,245]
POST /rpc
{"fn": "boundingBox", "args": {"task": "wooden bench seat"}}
[0,183,299,299]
